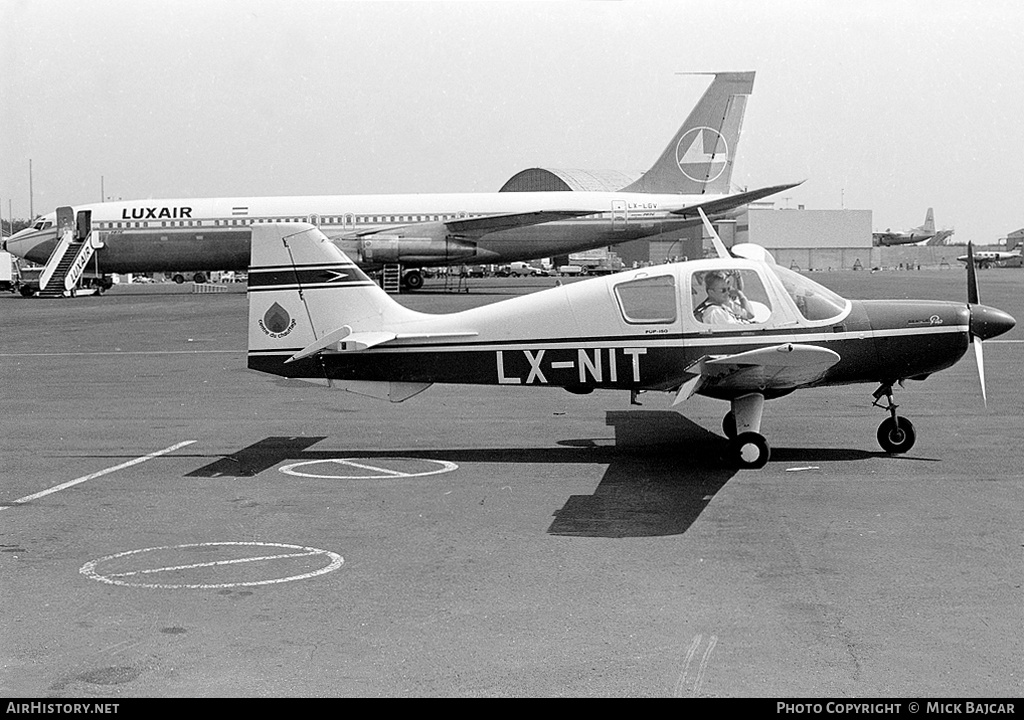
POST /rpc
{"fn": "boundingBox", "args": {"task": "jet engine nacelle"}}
[357,235,478,264]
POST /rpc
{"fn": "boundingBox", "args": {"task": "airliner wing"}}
[346,209,600,240]
[668,181,803,218]
[672,343,840,404]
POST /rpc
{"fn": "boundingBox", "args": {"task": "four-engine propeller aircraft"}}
[246,220,1015,469]
[6,71,797,293]
[873,207,948,246]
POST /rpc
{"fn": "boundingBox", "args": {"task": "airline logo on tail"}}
[675,127,729,183]
[260,302,297,338]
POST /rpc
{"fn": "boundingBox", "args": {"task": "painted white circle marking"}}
[79,541,344,589]
[675,126,729,183]
[279,458,458,479]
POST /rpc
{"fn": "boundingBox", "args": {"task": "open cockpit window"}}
[770,265,849,322]
[614,274,677,324]
[692,268,772,326]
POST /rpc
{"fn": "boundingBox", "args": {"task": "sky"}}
[2,0,1022,244]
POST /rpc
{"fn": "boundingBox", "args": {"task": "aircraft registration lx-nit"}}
[7,72,797,292]
[246,217,1014,469]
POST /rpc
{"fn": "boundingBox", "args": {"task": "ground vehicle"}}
[0,251,20,292]
[557,264,585,276]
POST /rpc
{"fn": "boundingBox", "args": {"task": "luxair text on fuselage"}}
[121,207,194,220]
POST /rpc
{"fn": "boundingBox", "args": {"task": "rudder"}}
[621,71,755,195]
[247,222,420,369]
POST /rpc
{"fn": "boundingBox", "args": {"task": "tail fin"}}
[247,223,421,364]
[620,71,754,195]
[921,207,935,233]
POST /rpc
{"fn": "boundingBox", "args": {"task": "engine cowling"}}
[357,235,478,264]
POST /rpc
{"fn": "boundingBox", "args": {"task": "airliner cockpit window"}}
[614,274,677,324]
[693,269,772,326]
[770,265,849,322]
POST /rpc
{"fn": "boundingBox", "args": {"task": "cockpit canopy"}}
[609,257,850,331]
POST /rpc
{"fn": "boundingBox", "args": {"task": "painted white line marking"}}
[279,458,458,479]
[1,441,196,510]
[330,459,413,477]
[692,634,718,697]
[106,550,323,578]
[0,350,240,357]
[80,541,344,589]
[674,633,718,698]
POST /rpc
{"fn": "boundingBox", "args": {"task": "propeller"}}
[965,242,986,407]
[965,241,1016,407]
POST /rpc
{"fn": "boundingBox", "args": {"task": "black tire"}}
[173,274,185,284]
[404,271,424,290]
[192,273,207,283]
[723,411,737,440]
[734,432,770,469]
[876,416,916,454]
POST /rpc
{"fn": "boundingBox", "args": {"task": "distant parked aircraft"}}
[958,243,1022,268]
[873,208,951,246]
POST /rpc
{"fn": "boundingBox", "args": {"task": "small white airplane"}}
[6,71,797,293]
[958,243,1022,268]
[873,207,946,246]
[245,218,1014,469]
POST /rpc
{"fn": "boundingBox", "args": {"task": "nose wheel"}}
[872,384,917,454]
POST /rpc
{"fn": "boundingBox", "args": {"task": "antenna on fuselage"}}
[697,207,732,259]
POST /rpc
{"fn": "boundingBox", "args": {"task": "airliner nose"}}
[5,229,39,259]
[970,304,1015,341]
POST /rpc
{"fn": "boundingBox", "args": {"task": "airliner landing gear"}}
[402,269,424,291]
[727,394,770,469]
[872,384,917,453]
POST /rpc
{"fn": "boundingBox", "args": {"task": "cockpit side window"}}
[693,269,772,326]
[614,274,677,324]
[771,265,849,322]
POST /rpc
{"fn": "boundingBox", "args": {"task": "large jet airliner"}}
[7,72,797,291]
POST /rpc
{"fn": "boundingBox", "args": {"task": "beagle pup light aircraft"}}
[247,218,1014,468]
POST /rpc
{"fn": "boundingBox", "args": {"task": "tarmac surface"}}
[1,269,1021,698]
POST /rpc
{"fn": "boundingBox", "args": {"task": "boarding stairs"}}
[382,264,402,294]
[37,207,103,298]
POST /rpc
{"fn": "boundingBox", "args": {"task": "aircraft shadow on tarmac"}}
[185,410,897,539]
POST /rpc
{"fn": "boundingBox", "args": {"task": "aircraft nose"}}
[5,229,40,259]
[970,304,1016,341]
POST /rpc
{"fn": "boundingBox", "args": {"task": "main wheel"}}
[722,411,737,440]
[877,416,916,453]
[734,432,770,469]
[403,270,424,290]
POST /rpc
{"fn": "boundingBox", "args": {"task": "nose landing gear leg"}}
[872,383,917,453]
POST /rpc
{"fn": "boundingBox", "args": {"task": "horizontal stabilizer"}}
[670,181,803,218]
[288,326,479,362]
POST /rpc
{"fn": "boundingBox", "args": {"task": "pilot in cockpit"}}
[695,270,756,325]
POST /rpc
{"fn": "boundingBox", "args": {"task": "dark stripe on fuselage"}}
[248,328,969,399]
[248,266,369,289]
